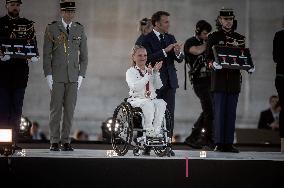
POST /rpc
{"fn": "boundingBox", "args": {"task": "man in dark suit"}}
[142,11,184,141]
[258,95,280,130]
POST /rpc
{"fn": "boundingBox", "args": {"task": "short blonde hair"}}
[131,45,146,66]
[138,18,152,35]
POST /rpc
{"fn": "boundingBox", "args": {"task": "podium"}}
[213,45,254,70]
[0,38,38,59]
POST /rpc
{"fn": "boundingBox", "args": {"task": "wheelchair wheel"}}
[111,102,133,156]
[153,109,173,157]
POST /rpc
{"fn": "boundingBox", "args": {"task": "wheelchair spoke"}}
[111,102,133,156]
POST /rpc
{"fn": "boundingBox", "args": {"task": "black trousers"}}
[157,86,176,137]
[190,77,213,139]
[275,76,284,138]
[0,87,26,143]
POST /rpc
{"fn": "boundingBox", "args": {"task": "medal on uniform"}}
[145,89,151,98]
[57,32,67,53]
[145,78,151,98]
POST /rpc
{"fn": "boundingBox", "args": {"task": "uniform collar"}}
[221,28,233,34]
[6,14,19,20]
[61,18,72,29]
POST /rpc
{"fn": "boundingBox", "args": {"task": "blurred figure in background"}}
[135,17,153,45]
[258,95,280,130]
[73,130,89,141]
[30,121,47,141]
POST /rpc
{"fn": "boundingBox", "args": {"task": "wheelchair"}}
[110,98,173,157]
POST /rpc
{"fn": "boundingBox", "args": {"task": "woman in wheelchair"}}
[126,45,166,138]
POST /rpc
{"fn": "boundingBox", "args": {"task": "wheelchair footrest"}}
[146,137,166,146]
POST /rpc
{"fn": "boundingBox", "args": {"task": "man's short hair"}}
[196,20,212,35]
[151,11,170,26]
[269,95,278,103]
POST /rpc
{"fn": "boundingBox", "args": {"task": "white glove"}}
[247,66,255,74]
[0,55,11,61]
[77,76,83,90]
[212,61,222,70]
[28,56,39,63]
[46,75,53,91]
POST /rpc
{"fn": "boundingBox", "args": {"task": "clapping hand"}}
[153,61,163,72]
[147,64,153,75]
[173,43,183,55]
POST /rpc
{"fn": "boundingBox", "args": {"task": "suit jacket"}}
[142,31,184,89]
[257,108,275,129]
[43,20,88,83]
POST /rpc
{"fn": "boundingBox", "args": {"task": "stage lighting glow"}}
[0,129,12,143]
[105,118,120,132]
[101,117,122,143]
[18,116,32,139]
[0,129,14,156]
[201,128,206,133]
[200,151,207,158]
[20,116,31,132]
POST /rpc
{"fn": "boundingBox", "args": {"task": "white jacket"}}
[126,66,163,99]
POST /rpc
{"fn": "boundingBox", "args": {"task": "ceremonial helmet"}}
[6,0,22,4]
[60,0,76,11]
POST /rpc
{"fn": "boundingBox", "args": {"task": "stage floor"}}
[11,149,284,161]
[1,147,284,188]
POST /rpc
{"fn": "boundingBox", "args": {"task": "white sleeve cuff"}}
[176,52,182,58]
[162,49,167,57]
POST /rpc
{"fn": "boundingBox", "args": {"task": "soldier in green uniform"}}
[43,0,88,151]
[0,0,38,148]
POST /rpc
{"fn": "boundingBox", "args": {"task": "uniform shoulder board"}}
[234,32,245,39]
[212,30,219,34]
[48,21,57,25]
[21,17,34,24]
[75,22,83,26]
[208,30,218,37]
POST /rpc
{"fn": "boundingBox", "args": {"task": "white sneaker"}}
[146,127,156,137]
[155,127,164,137]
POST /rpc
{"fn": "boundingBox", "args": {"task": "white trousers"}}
[128,98,167,131]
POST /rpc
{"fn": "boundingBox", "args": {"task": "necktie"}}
[159,34,166,48]
[66,25,70,35]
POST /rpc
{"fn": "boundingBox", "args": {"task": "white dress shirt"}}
[153,29,182,58]
[62,18,72,30]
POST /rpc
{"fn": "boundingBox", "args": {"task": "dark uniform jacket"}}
[207,29,245,93]
[0,15,35,88]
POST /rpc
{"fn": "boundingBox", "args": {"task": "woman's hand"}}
[147,64,153,75]
[153,61,163,72]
